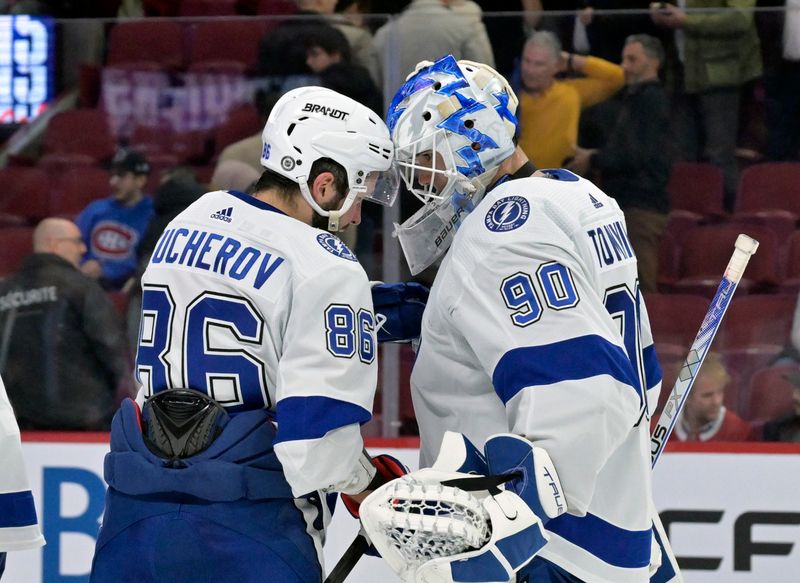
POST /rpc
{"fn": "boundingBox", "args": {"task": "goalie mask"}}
[386,55,519,274]
[261,86,400,231]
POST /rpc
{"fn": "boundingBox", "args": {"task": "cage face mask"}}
[387,56,518,273]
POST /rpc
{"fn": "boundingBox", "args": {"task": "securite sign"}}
[4,437,800,582]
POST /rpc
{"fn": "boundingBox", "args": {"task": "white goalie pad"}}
[360,468,547,583]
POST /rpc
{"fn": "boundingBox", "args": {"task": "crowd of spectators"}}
[0,1,798,440]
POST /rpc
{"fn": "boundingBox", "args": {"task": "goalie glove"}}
[360,432,566,583]
[340,453,408,518]
[371,282,429,343]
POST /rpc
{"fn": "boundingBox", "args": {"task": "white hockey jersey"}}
[0,374,44,551]
[136,190,377,498]
[411,170,662,583]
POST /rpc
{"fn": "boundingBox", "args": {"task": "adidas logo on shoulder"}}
[588,193,603,209]
[210,207,233,223]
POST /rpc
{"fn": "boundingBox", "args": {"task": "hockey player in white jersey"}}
[89,87,407,583]
[361,55,681,583]
[0,374,45,579]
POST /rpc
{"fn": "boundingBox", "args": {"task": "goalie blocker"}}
[360,432,565,583]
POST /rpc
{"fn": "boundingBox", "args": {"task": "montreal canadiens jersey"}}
[411,170,662,583]
[0,374,44,551]
[136,190,377,498]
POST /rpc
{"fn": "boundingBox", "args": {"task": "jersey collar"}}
[489,160,538,192]
[226,190,288,216]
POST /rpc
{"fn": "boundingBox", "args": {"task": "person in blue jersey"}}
[76,149,155,290]
[0,374,45,579]
[89,86,406,583]
[375,55,682,583]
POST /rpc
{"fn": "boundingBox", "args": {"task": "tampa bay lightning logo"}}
[317,233,358,261]
[485,196,530,232]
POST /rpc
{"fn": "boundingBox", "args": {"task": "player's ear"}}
[310,171,337,204]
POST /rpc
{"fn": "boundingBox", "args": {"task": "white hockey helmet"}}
[386,55,519,274]
[261,86,399,231]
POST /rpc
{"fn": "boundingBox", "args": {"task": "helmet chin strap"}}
[328,209,341,232]
[300,179,344,232]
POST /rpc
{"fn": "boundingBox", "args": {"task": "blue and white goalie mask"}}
[387,55,519,274]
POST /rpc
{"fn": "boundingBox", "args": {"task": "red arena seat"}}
[746,366,798,421]
[644,293,709,347]
[736,162,800,216]
[673,224,780,296]
[40,109,116,163]
[781,231,800,293]
[106,21,186,69]
[667,161,725,218]
[179,0,238,16]
[187,21,266,73]
[0,167,51,226]
[718,294,796,351]
[0,227,34,276]
[213,104,262,157]
[52,167,111,218]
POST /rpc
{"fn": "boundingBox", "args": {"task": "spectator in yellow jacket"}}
[516,30,624,169]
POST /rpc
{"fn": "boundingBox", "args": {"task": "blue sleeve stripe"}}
[273,396,371,443]
[492,335,640,405]
[643,344,662,390]
[0,490,38,528]
[547,512,652,569]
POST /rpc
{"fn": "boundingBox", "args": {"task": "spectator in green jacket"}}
[651,0,762,211]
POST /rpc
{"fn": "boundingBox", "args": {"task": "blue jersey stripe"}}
[0,490,38,528]
[643,344,662,390]
[492,335,640,404]
[274,396,371,443]
[651,521,677,582]
[547,512,652,569]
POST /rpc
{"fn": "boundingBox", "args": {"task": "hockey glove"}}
[483,433,566,524]
[413,434,566,583]
[359,433,567,583]
[371,282,429,343]
[341,453,408,518]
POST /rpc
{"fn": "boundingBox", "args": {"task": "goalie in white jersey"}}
[359,55,682,583]
[90,87,405,583]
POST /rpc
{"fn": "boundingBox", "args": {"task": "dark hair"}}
[249,157,349,203]
[304,25,352,64]
[335,0,358,12]
[625,34,665,66]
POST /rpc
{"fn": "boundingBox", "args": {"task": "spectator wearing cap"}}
[76,149,154,290]
[763,370,800,442]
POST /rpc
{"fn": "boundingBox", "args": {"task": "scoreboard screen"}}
[0,15,54,123]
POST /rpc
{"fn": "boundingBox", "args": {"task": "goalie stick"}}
[325,533,370,583]
[326,234,759,583]
[650,233,759,467]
